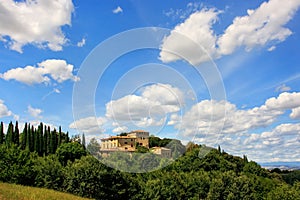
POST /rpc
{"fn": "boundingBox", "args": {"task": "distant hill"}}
[260,162,300,170]
[0,182,92,200]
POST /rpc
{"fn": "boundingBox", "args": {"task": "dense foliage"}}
[0,121,299,200]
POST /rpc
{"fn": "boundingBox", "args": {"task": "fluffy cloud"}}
[218,0,300,55]
[159,8,219,65]
[112,6,123,14]
[0,100,13,118]
[265,92,300,110]
[112,126,128,133]
[141,83,184,106]
[27,105,42,119]
[192,122,300,162]
[0,0,74,53]
[160,0,300,65]
[290,107,300,119]
[179,92,300,137]
[106,83,184,127]
[0,59,79,85]
[69,116,107,134]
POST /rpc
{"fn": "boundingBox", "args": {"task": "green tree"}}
[65,131,69,143]
[37,123,43,155]
[63,156,128,199]
[20,123,28,150]
[0,121,4,144]
[50,129,58,154]
[43,125,49,155]
[56,142,87,166]
[82,133,86,149]
[5,121,14,147]
[29,125,35,152]
[33,155,63,190]
[58,126,62,147]
[26,124,31,150]
[14,121,20,146]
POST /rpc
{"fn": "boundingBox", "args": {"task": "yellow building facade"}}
[100,130,149,155]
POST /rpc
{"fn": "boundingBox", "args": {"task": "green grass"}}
[0,182,92,200]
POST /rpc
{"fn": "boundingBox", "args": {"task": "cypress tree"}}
[21,123,28,150]
[30,125,34,152]
[38,123,43,155]
[82,133,86,149]
[58,126,62,147]
[14,121,19,146]
[0,121,4,144]
[43,125,48,155]
[65,131,69,143]
[5,121,14,147]
[47,126,51,154]
[49,129,57,154]
[34,126,39,152]
[26,124,31,150]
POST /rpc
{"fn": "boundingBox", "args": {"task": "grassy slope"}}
[0,182,92,200]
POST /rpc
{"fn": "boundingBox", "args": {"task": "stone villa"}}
[100,130,171,157]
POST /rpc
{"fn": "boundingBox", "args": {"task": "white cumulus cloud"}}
[0,59,79,85]
[69,116,107,134]
[160,0,300,65]
[0,0,74,53]
[106,83,184,127]
[159,8,219,65]
[179,91,300,137]
[218,0,300,55]
[27,105,43,119]
[0,100,13,118]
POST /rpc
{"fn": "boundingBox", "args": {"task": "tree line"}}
[0,121,70,155]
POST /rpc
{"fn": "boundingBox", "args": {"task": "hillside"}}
[1,122,300,199]
[0,182,92,200]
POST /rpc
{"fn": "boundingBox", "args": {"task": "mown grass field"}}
[0,182,92,200]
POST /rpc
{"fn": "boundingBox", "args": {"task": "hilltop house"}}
[100,130,172,158]
[100,130,150,156]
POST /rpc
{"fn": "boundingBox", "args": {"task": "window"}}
[125,142,128,144]
[125,147,128,150]
[131,144,133,147]
[140,143,143,146]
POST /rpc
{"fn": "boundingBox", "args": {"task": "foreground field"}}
[0,182,92,200]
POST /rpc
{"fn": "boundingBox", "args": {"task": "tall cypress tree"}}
[58,126,62,147]
[82,133,86,149]
[38,123,43,155]
[43,125,48,155]
[65,131,69,143]
[34,126,39,152]
[30,125,35,152]
[21,123,28,150]
[47,126,51,154]
[14,121,19,146]
[26,124,31,150]
[0,122,4,144]
[5,121,14,147]
[50,129,57,153]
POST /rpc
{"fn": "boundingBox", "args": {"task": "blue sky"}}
[0,0,300,163]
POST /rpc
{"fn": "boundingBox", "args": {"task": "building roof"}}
[130,130,149,133]
[101,135,136,141]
